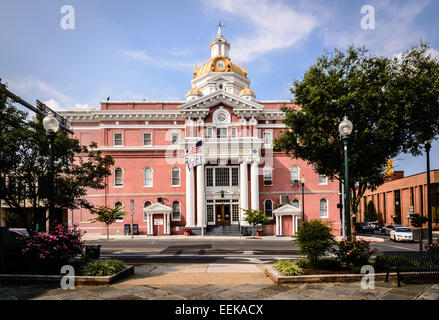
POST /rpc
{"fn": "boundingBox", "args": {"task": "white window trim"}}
[290,166,300,185]
[143,132,152,146]
[114,167,124,188]
[319,198,329,219]
[263,130,273,147]
[171,167,181,187]
[291,198,301,209]
[171,201,181,221]
[264,198,274,218]
[231,127,237,138]
[113,201,124,222]
[318,174,328,185]
[143,167,153,187]
[263,166,273,186]
[113,132,123,146]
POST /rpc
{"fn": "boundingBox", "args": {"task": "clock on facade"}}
[215,59,225,70]
[216,112,227,123]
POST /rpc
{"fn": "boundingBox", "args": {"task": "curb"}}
[264,266,396,284]
[0,265,134,285]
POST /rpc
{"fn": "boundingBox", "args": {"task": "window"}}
[215,168,230,186]
[318,174,328,185]
[113,132,123,146]
[114,168,123,187]
[292,199,300,209]
[206,168,214,186]
[171,167,180,186]
[290,166,299,184]
[263,166,273,185]
[320,199,328,218]
[264,199,273,217]
[207,204,214,223]
[263,131,273,145]
[217,128,227,139]
[206,127,213,139]
[171,133,179,145]
[231,127,237,138]
[143,132,152,146]
[232,204,239,222]
[143,201,152,220]
[172,201,181,221]
[144,167,153,187]
[114,202,123,222]
[231,167,239,186]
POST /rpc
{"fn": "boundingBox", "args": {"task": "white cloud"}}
[43,99,61,111]
[121,50,194,71]
[201,0,318,63]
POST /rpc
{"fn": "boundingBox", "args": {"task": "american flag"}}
[188,140,203,154]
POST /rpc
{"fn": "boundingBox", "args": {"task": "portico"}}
[273,204,301,237]
[143,202,172,236]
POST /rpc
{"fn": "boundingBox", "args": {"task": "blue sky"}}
[0,0,438,175]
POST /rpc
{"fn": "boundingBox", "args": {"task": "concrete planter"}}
[265,265,397,284]
[0,265,134,285]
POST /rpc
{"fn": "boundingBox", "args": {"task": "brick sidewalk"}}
[1,263,438,300]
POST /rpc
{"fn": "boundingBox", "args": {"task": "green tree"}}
[409,213,428,252]
[89,205,127,240]
[0,85,115,232]
[243,209,269,237]
[275,42,439,239]
[364,201,378,222]
[295,219,335,266]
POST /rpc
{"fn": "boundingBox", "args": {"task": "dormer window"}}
[218,83,223,90]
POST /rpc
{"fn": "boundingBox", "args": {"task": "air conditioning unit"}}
[157,197,163,204]
[279,195,289,205]
[292,179,300,186]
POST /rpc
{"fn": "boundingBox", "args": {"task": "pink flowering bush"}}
[426,241,439,253]
[20,224,85,273]
[334,239,377,272]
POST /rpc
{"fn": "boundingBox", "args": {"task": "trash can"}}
[133,224,139,235]
[85,244,101,260]
[124,224,131,235]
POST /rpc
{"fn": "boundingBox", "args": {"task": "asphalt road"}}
[86,232,436,264]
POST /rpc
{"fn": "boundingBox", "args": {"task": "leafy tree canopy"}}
[275,42,439,217]
[0,85,114,232]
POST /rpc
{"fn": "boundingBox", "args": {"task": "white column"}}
[147,214,153,235]
[292,215,296,235]
[279,215,283,236]
[196,164,205,228]
[185,164,195,227]
[275,215,280,236]
[163,214,167,235]
[240,161,249,226]
[250,161,259,211]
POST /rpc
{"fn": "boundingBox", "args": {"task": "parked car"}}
[355,222,375,234]
[8,228,29,237]
[369,222,380,230]
[390,227,413,242]
[381,224,404,235]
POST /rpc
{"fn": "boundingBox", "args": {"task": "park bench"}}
[383,251,439,287]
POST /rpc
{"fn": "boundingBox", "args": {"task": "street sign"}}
[154,219,164,225]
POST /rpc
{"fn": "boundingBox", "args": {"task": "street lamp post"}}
[426,139,433,244]
[339,116,353,239]
[43,113,59,230]
[301,176,305,222]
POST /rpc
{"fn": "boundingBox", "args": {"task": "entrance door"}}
[215,204,231,225]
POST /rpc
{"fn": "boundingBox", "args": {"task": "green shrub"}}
[314,257,342,270]
[334,239,377,273]
[274,260,304,276]
[294,258,310,269]
[372,254,391,272]
[295,219,335,266]
[82,259,126,276]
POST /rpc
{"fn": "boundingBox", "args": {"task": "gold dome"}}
[239,85,255,96]
[194,56,247,79]
[186,87,203,96]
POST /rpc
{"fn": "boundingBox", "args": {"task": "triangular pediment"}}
[273,204,301,216]
[143,202,172,214]
[179,90,263,112]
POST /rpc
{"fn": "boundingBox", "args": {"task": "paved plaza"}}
[1,263,439,300]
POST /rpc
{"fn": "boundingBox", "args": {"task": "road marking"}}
[99,247,299,251]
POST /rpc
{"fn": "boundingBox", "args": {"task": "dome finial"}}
[217,20,225,37]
